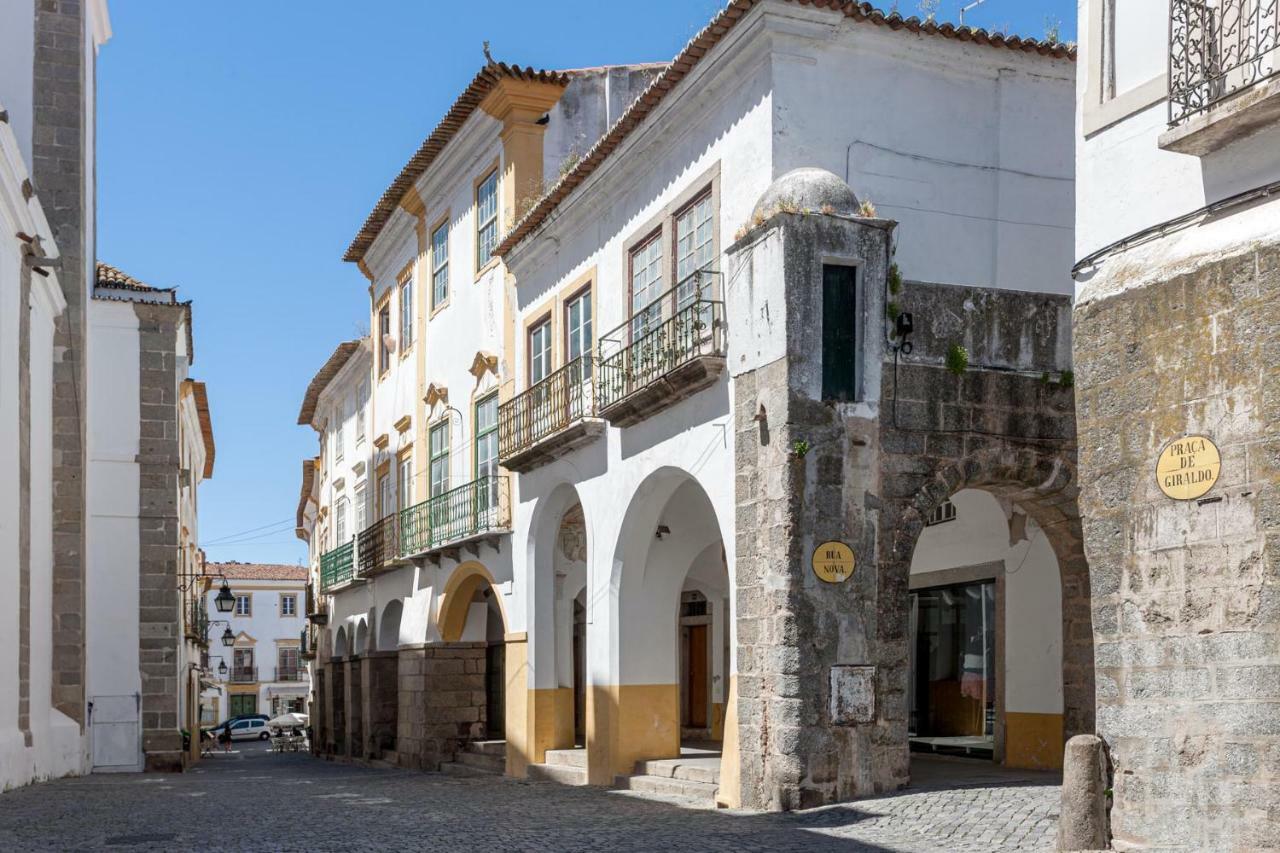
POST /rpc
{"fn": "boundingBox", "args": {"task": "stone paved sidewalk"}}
[0,744,1060,852]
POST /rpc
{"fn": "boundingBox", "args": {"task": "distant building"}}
[202,562,310,725]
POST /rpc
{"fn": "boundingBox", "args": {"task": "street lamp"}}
[214,579,235,613]
[217,660,227,677]
[221,626,235,647]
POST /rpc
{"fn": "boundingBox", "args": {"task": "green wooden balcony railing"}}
[319,541,354,592]
[400,475,510,558]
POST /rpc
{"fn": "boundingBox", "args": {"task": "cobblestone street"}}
[0,744,1060,852]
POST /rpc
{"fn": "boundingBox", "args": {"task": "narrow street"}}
[0,746,1060,852]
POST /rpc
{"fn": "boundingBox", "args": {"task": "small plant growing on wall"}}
[857,198,878,218]
[945,344,969,376]
[888,263,903,296]
[791,439,810,458]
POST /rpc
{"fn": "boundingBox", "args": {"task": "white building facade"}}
[0,0,112,790]
[1073,0,1280,848]
[305,0,1089,812]
[203,563,310,725]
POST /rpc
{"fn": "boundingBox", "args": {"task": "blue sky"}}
[97,0,1076,565]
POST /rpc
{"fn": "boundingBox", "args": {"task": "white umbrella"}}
[266,712,307,730]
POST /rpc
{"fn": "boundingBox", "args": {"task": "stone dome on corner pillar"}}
[751,167,860,221]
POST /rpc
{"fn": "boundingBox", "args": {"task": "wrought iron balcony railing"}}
[597,271,725,412]
[357,512,402,576]
[230,666,258,684]
[275,667,304,683]
[300,625,315,660]
[320,541,354,592]
[498,356,595,463]
[400,475,510,557]
[184,597,209,645]
[1170,0,1280,123]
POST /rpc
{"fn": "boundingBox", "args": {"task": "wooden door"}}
[685,624,708,728]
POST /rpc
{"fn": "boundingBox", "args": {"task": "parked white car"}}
[228,718,270,741]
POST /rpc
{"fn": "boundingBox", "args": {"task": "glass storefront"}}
[908,580,996,758]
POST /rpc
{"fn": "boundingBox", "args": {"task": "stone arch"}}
[332,625,348,660]
[437,561,508,643]
[881,444,1094,744]
[354,618,369,656]
[378,599,403,651]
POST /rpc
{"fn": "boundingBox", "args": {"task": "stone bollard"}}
[1058,734,1110,851]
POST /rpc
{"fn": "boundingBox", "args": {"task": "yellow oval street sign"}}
[1156,435,1221,501]
[812,541,855,583]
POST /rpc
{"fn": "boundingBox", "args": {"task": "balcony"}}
[184,598,209,646]
[498,356,604,471]
[230,666,258,684]
[300,625,317,661]
[597,272,726,427]
[275,667,305,683]
[357,512,406,578]
[1164,0,1280,154]
[400,475,510,564]
[320,541,356,593]
[305,582,328,625]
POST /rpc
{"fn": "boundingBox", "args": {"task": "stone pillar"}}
[395,643,486,770]
[363,651,399,760]
[329,661,346,756]
[34,0,90,730]
[313,664,327,756]
[728,208,894,810]
[344,656,363,759]
[135,303,186,772]
[1074,243,1280,850]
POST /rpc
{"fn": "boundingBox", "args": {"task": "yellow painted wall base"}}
[587,683,680,785]
[504,640,530,778]
[716,676,741,808]
[1004,711,1064,770]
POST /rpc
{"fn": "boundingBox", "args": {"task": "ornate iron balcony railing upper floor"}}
[1170,0,1280,123]
[400,475,510,559]
[319,541,354,593]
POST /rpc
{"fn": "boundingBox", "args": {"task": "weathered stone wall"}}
[729,205,1089,810]
[134,303,185,772]
[360,652,398,759]
[1074,243,1280,851]
[344,657,363,759]
[34,0,89,728]
[395,643,486,771]
[329,663,346,756]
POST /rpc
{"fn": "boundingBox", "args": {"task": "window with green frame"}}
[474,394,498,511]
[429,421,449,498]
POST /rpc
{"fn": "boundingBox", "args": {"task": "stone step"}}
[633,757,720,785]
[439,761,500,778]
[614,773,720,802]
[527,762,588,786]
[467,739,506,757]
[456,750,505,774]
[543,747,587,768]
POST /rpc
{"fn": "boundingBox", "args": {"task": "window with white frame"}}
[234,594,251,617]
[334,413,344,462]
[630,233,663,338]
[400,277,413,349]
[335,496,349,543]
[355,378,368,444]
[565,289,592,379]
[281,594,297,617]
[397,453,413,511]
[529,318,552,384]
[476,170,499,270]
[432,222,449,308]
[354,481,368,531]
[675,193,714,309]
